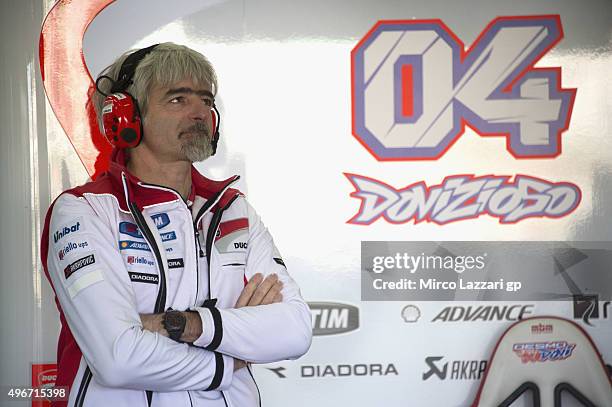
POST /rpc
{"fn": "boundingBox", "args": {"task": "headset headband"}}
[111,44,159,94]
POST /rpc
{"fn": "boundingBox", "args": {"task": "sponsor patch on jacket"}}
[64,254,95,279]
[151,213,170,229]
[119,214,170,238]
[128,272,159,284]
[119,240,150,251]
[168,258,184,269]
[57,240,89,261]
[126,255,155,266]
[119,222,176,242]
[215,218,249,254]
[53,217,84,244]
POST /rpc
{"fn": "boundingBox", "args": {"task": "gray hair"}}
[92,42,218,132]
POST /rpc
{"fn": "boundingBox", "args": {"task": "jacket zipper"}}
[128,201,167,407]
[192,224,201,306]
[129,176,240,406]
[129,202,167,314]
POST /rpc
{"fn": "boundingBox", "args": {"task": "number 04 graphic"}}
[351,16,576,161]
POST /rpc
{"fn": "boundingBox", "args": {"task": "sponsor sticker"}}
[119,221,175,242]
[215,218,249,253]
[168,258,184,269]
[265,364,398,379]
[126,255,155,267]
[31,363,57,407]
[53,218,83,244]
[119,240,150,251]
[431,305,534,322]
[128,272,159,284]
[422,356,487,381]
[401,305,421,322]
[63,254,95,279]
[530,323,553,334]
[513,341,576,363]
[57,240,89,261]
[309,302,360,336]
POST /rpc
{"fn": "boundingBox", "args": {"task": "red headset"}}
[97,44,220,153]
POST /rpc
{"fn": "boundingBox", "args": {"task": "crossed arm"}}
[141,273,284,370]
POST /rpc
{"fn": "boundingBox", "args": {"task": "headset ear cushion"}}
[120,128,138,145]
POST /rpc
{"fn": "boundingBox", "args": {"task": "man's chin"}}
[180,145,213,163]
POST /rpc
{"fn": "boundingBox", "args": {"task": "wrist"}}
[181,311,202,343]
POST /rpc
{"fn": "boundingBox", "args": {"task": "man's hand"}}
[140,313,168,336]
[235,273,283,308]
[234,358,247,371]
[140,312,202,343]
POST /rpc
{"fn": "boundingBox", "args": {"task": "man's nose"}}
[190,102,210,122]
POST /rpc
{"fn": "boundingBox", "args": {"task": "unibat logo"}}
[351,16,576,160]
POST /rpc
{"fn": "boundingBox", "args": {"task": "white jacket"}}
[41,150,312,407]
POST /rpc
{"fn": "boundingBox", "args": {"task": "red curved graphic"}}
[40,0,115,179]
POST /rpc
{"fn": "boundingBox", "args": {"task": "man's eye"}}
[170,97,184,104]
[202,98,213,107]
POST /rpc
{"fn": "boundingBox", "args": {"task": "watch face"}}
[165,310,186,331]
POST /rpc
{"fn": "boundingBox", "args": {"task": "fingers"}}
[235,273,285,308]
[248,274,283,306]
[260,280,283,305]
[234,273,263,308]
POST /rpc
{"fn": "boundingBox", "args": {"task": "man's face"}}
[140,79,215,163]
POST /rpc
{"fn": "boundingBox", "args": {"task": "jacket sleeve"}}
[193,198,312,363]
[45,193,233,391]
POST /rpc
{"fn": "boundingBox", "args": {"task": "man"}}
[41,43,312,407]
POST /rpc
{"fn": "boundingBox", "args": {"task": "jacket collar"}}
[107,148,240,211]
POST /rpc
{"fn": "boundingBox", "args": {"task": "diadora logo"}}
[351,16,575,160]
[346,173,580,224]
[167,258,184,269]
[53,221,81,243]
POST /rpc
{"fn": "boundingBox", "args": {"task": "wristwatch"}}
[162,309,186,342]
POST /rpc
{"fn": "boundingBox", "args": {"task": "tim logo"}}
[309,302,359,336]
[351,15,575,160]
